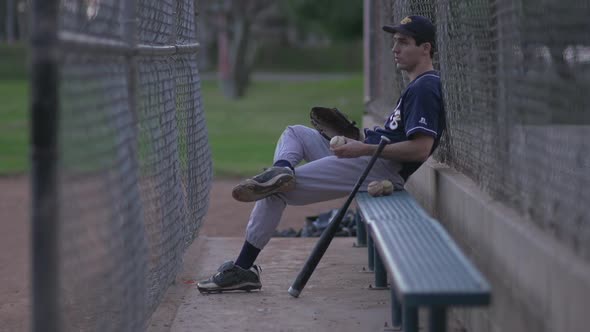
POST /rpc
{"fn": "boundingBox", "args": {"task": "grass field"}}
[0,44,27,80]
[202,75,363,177]
[0,75,363,176]
[0,80,29,174]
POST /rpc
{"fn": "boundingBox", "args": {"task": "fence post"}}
[124,0,138,123]
[30,0,60,331]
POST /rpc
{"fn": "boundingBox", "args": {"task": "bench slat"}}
[356,192,491,307]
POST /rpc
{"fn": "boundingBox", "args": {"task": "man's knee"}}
[285,124,314,136]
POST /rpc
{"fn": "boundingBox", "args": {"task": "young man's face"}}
[391,32,428,71]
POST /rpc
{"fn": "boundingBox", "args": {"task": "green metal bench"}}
[355,191,491,332]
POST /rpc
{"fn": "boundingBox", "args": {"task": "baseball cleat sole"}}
[197,283,262,294]
[232,175,295,202]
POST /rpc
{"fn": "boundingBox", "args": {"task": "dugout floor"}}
[148,236,392,332]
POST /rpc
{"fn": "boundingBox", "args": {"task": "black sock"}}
[273,159,293,171]
[235,241,261,269]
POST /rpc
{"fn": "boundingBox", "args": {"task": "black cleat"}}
[197,261,262,294]
[232,166,295,202]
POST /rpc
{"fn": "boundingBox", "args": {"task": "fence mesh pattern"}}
[51,0,211,330]
[366,0,590,261]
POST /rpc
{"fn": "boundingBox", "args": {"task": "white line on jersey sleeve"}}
[406,126,438,137]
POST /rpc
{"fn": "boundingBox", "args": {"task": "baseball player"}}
[198,15,446,293]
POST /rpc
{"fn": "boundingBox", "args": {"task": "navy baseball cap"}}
[383,15,435,46]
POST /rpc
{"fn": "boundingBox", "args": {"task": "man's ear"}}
[423,42,432,55]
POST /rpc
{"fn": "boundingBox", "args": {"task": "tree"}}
[204,0,362,99]
[212,0,275,99]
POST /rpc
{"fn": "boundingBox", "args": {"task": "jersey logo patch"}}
[386,98,403,131]
[388,107,402,130]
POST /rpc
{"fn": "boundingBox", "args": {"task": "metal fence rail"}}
[30,0,211,331]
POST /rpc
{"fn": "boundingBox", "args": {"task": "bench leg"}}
[390,287,402,328]
[403,305,418,332]
[354,211,367,247]
[429,306,447,332]
[373,247,387,288]
[367,234,374,272]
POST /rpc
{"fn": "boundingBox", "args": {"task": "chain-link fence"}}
[365,0,590,261]
[30,0,211,331]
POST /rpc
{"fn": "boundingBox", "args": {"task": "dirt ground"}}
[0,176,347,332]
[0,175,29,332]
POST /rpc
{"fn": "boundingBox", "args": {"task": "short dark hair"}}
[414,37,435,58]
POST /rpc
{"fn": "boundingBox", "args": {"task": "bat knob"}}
[288,286,301,298]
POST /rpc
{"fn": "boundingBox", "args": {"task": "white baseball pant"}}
[245,125,404,249]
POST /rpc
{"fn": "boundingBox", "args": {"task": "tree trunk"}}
[215,0,273,100]
[220,17,255,99]
[16,0,27,42]
[229,17,251,98]
[5,0,15,43]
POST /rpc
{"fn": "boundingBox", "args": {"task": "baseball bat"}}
[288,135,391,298]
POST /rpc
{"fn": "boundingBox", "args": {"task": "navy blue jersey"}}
[364,70,445,181]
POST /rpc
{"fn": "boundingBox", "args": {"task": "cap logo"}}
[400,17,412,25]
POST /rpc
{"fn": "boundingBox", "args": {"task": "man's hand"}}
[331,139,370,158]
[331,133,435,162]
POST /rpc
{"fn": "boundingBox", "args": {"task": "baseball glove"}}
[310,106,361,141]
